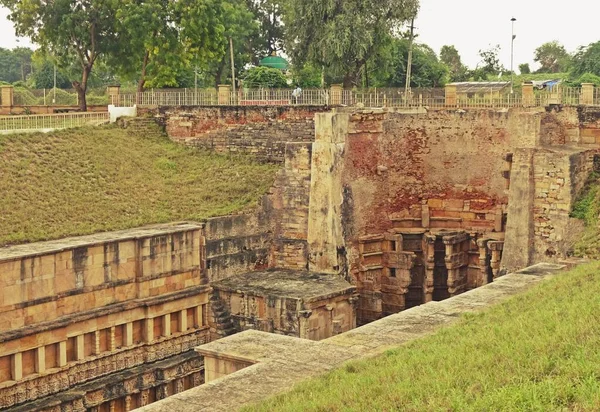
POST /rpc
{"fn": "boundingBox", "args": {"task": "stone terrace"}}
[139,263,566,412]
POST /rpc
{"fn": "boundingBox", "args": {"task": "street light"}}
[510,17,516,94]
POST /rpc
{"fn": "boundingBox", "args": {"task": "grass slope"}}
[247,262,600,412]
[0,124,278,246]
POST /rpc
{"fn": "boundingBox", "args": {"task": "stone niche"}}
[357,229,503,324]
[211,270,358,341]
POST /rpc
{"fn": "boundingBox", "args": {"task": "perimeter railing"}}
[0,112,109,133]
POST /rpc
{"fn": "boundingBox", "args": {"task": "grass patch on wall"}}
[571,171,600,258]
[246,262,600,412]
[0,124,278,246]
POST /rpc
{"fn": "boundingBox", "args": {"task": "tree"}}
[371,38,447,87]
[470,45,504,80]
[440,45,467,82]
[246,0,284,59]
[111,0,183,92]
[31,60,71,89]
[1,0,120,111]
[534,41,570,73]
[283,0,419,88]
[571,41,600,78]
[519,63,531,74]
[0,48,21,83]
[0,47,34,84]
[183,0,258,89]
[243,66,288,87]
[12,47,33,82]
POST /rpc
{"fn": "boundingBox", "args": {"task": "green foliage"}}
[0,0,120,110]
[440,45,468,82]
[13,87,38,105]
[570,172,600,258]
[372,38,448,88]
[577,73,600,86]
[247,261,600,411]
[519,63,531,74]
[291,64,323,88]
[246,0,284,58]
[571,41,600,79]
[534,41,571,73]
[0,47,33,84]
[243,66,289,88]
[473,44,504,79]
[283,0,419,87]
[30,60,72,89]
[0,124,278,246]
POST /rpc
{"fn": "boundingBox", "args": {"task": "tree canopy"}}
[440,45,467,82]
[571,41,600,79]
[534,41,571,73]
[282,0,419,88]
[1,0,120,110]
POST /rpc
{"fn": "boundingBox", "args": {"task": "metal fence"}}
[113,86,600,109]
[0,112,109,133]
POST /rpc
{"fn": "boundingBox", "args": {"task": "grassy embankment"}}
[247,261,600,411]
[0,124,278,246]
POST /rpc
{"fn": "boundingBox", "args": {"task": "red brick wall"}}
[340,109,524,237]
[158,106,327,162]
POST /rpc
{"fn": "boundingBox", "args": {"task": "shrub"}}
[243,66,290,88]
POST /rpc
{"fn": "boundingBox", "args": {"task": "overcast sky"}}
[1,0,598,72]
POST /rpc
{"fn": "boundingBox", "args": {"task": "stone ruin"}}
[2,104,600,411]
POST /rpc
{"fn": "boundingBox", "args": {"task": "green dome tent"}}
[259,55,289,71]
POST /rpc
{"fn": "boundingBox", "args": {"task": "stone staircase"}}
[209,292,237,338]
[117,116,165,137]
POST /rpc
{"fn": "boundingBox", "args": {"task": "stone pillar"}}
[94,331,101,355]
[443,233,469,297]
[476,238,489,286]
[164,313,171,336]
[35,347,46,374]
[581,83,594,105]
[145,318,154,342]
[124,395,132,412]
[522,82,534,107]
[489,241,504,279]
[125,322,133,347]
[140,390,150,407]
[109,326,116,351]
[175,378,185,394]
[195,306,203,328]
[11,352,23,380]
[330,84,343,105]
[424,234,436,303]
[445,84,457,107]
[58,341,67,367]
[179,309,187,332]
[1,85,14,107]
[218,84,231,105]
[76,335,85,360]
[107,85,121,106]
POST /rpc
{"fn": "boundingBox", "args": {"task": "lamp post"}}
[510,17,516,94]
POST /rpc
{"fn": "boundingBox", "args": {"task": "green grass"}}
[246,262,600,412]
[571,172,600,259]
[0,124,278,246]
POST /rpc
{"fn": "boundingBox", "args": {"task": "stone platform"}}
[139,263,566,412]
[211,270,358,341]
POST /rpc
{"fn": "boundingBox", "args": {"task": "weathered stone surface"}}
[138,263,565,412]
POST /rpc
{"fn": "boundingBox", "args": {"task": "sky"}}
[0,0,599,73]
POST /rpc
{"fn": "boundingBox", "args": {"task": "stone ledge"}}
[138,262,566,412]
[0,222,203,261]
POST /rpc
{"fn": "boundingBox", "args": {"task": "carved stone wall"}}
[0,224,213,410]
[155,106,324,162]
